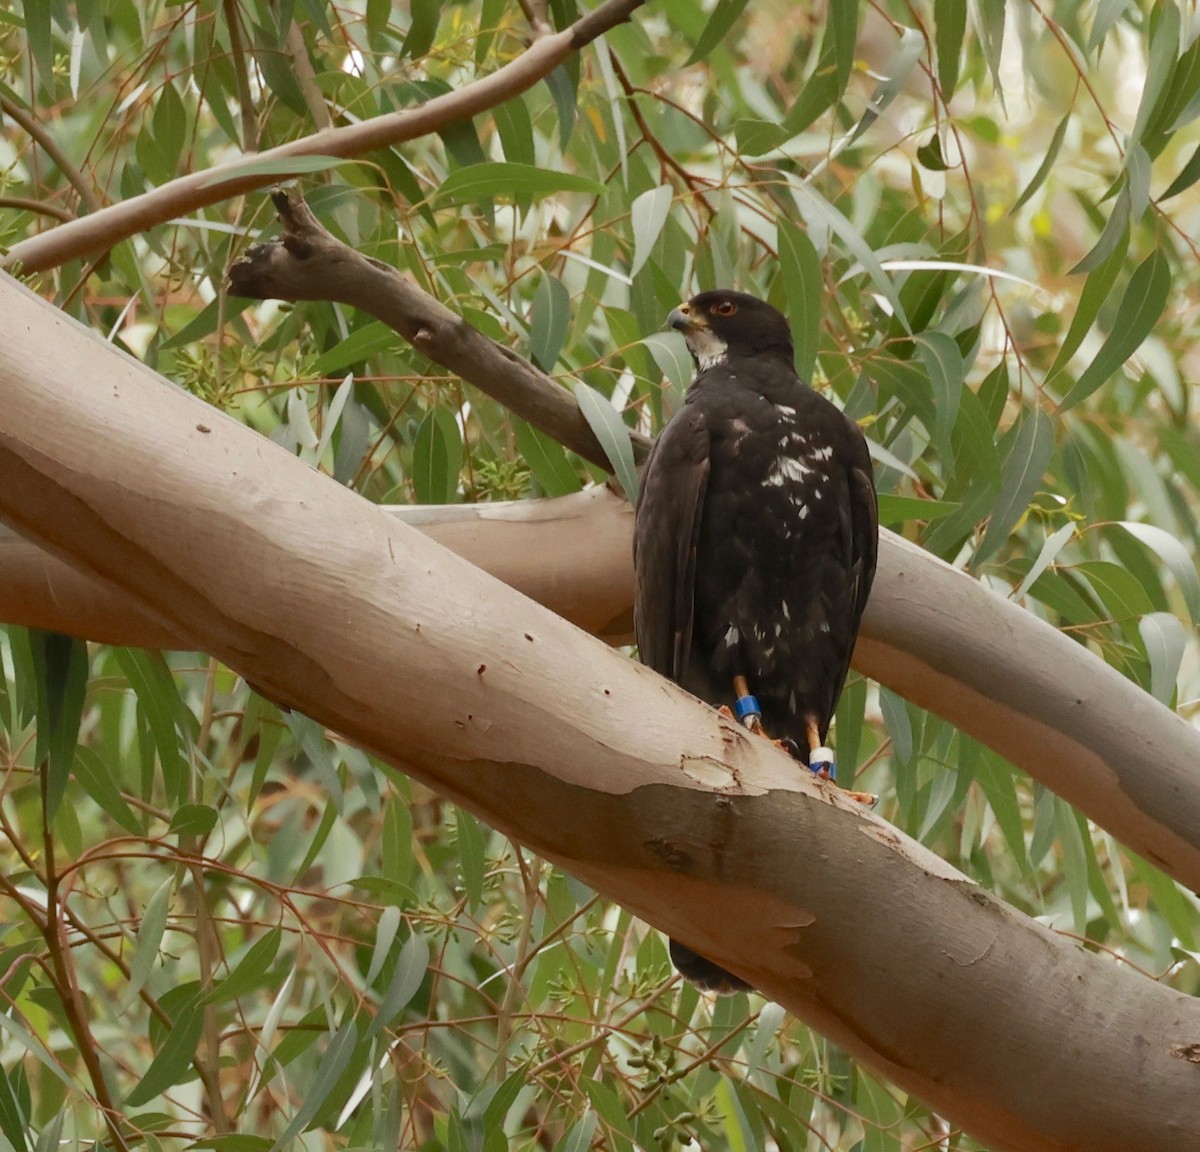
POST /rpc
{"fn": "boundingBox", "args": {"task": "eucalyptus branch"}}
[1,0,646,275]
[7,271,1200,1150]
[227,189,653,471]
[39,771,130,1150]
[0,93,102,215]
[222,0,260,152]
[186,862,233,1131]
[285,20,334,132]
[0,196,75,223]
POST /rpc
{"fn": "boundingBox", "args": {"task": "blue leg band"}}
[734,695,762,722]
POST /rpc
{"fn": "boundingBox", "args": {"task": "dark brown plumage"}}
[633,290,878,992]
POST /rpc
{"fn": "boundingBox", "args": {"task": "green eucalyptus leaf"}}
[934,0,966,98]
[412,406,463,504]
[1139,612,1185,705]
[575,381,640,503]
[204,928,284,1006]
[126,992,204,1106]
[0,1063,28,1152]
[268,1020,359,1149]
[124,877,174,1007]
[630,186,673,278]
[1118,521,1200,626]
[1048,228,1129,380]
[1059,248,1171,410]
[530,273,571,371]
[202,155,355,186]
[514,417,582,496]
[435,163,602,207]
[29,631,88,822]
[915,331,964,462]
[366,932,428,1039]
[686,0,750,64]
[976,408,1054,564]
[456,806,486,912]
[876,495,959,525]
[1011,114,1069,213]
[113,648,188,805]
[777,221,822,383]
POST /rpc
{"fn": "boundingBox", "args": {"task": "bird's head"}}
[668,291,794,372]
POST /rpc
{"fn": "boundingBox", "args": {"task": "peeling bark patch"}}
[1171,1043,1200,1064]
[679,754,737,789]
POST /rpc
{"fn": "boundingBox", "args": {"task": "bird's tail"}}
[669,938,751,993]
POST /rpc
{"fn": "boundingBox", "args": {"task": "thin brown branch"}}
[285,20,333,132]
[39,768,130,1150]
[0,93,102,215]
[222,0,260,152]
[0,196,75,223]
[227,189,653,471]
[2,0,646,275]
[185,857,233,1131]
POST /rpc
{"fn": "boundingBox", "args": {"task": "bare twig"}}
[185,858,233,1131]
[285,20,333,132]
[222,0,260,152]
[227,190,653,470]
[0,196,75,223]
[38,769,130,1149]
[0,93,102,214]
[2,0,646,275]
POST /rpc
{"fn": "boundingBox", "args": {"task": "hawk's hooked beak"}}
[668,303,707,332]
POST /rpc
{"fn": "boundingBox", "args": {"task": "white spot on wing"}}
[765,456,814,486]
[776,404,796,416]
[724,625,740,649]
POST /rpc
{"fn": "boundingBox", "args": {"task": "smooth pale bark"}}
[4,279,1200,1150]
[7,472,1200,900]
[217,187,1200,892]
[0,489,637,648]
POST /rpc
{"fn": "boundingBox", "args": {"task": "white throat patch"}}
[686,328,729,371]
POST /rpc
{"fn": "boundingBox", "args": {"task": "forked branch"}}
[227,191,649,471]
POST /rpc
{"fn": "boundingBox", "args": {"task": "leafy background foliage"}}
[3,0,1200,1148]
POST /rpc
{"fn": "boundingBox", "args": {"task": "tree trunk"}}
[3,276,1200,1151]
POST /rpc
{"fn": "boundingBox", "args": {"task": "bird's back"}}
[640,359,875,758]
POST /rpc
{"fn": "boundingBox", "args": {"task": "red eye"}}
[712,300,737,316]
